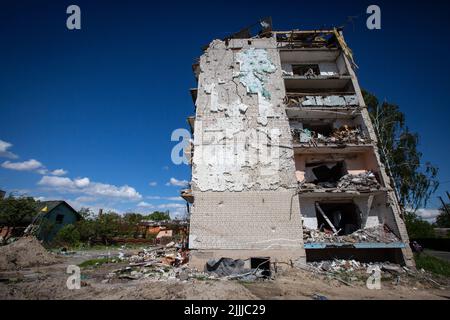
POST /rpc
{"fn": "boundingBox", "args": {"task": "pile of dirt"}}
[0,237,59,270]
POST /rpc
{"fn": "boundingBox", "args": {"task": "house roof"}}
[0,200,82,225]
[36,200,82,219]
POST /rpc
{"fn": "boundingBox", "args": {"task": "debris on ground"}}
[102,244,201,282]
[205,257,270,281]
[0,237,59,271]
[303,224,400,244]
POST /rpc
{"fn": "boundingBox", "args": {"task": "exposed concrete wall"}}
[190,191,304,251]
[190,38,305,260]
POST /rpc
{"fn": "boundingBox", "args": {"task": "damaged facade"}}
[183,26,414,268]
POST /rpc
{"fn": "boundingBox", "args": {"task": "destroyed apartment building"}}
[181,22,415,268]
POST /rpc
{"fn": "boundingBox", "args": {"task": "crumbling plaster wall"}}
[192,38,297,192]
[189,38,304,255]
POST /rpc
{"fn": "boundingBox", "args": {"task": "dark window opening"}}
[292,64,320,77]
[303,123,334,137]
[305,161,347,187]
[55,214,64,224]
[315,202,361,235]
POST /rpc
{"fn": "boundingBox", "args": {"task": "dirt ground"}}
[0,247,449,300]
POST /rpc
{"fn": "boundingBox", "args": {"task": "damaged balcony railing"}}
[284,92,359,108]
[291,125,371,146]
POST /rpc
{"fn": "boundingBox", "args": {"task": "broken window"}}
[304,161,347,188]
[292,64,320,77]
[315,202,361,235]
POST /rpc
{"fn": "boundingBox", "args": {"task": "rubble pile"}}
[307,259,405,275]
[303,225,400,244]
[328,126,369,144]
[104,246,271,283]
[0,237,59,270]
[104,243,194,282]
[337,171,381,190]
[293,126,369,146]
[300,171,381,192]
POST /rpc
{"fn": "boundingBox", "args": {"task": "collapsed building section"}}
[184,26,414,268]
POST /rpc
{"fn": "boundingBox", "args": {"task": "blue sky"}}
[0,0,449,220]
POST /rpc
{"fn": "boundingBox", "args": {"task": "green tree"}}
[95,212,121,244]
[363,90,439,211]
[78,207,93,219]
[145,211,170,221]
[54,224,80,246]
[0,195,38,228]
[75,219,97,243]
[435,204,450,228]
[404,211,435,238]
[122,213,144,237]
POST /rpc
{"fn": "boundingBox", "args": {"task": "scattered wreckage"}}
[292,125,371,146]
[303,224,400,244]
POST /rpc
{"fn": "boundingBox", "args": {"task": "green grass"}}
[415,253,450,277]
[78,257,118,268]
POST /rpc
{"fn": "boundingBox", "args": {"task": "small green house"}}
[35,201,82,242]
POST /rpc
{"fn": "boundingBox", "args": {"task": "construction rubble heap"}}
[303,224,400,244]
[103,244,270,283]
[300,171,381,192]
[292,126,370,146]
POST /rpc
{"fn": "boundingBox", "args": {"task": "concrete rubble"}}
[309,259,383,273]
[293,126,370,145]
[103,245,270,283]
[300,171,381,192]
[303,224,400,244]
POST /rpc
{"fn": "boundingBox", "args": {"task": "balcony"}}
[285,92,359,110]
[180,189,194,204]
[291,125,372,150]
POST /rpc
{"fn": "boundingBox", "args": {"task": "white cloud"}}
[164,196,184,201]
[146,195,183,201]
[51,169,68,176]
[162,166,169,171]
[74,177,90,188]
[37,175,142,201]
[137,201,154,208]
[166,177,189,187]
[157,203,185,209]
[2,159,44,171]
[147,196,161,200]
[149,181,157,187]
[416,208,441,223]
[0,140,18,159]
[38,176,73,188]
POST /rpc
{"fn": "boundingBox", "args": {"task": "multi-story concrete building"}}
[182,25,414,268]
